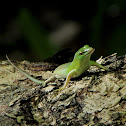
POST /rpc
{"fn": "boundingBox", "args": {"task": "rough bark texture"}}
[0,53,126,126]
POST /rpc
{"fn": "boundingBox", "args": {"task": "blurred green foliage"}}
[7,1,125,61]
[17,8,58,60]
[90,0,126,59]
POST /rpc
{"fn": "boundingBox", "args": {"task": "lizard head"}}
[75,45,95,60]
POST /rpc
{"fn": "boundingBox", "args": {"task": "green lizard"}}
[6,45,108,91]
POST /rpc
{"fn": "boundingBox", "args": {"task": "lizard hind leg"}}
[44,76,57,85]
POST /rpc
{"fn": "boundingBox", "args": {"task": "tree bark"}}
[0,53,126,126]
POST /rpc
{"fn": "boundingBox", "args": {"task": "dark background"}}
[0,1,126,63]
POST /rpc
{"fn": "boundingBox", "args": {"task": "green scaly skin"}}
[6,45,108,91]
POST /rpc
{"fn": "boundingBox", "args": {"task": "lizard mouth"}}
[87,48,95,56]
[91,48,95,53]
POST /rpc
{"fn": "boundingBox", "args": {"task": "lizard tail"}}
[6,55,45,86]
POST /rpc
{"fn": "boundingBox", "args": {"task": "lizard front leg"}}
[56,69,76,92]
[90,60,108,70]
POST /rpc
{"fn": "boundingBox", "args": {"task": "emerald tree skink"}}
[6,45,108,91]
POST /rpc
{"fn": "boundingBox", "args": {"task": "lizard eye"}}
[79,51,84,55]
[79,50,87,55]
